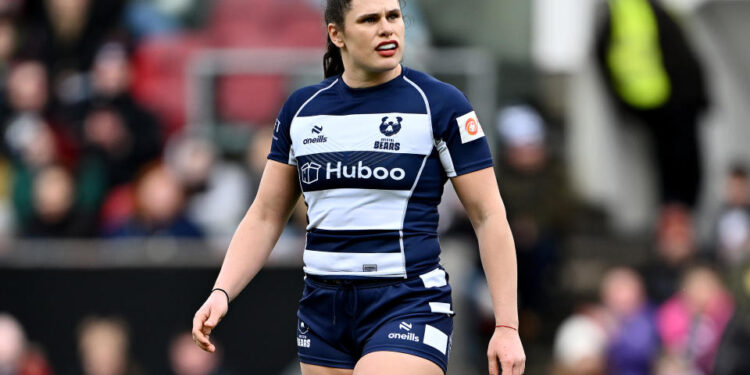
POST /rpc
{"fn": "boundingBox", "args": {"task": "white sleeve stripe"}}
[400,75,434,279]
[284,79,338,164]
[293,79,339,120]
[435,139,456,177]
[402,76,434,141]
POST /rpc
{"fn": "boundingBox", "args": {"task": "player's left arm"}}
[451,167,526,375]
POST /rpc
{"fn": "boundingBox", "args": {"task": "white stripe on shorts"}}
[428,302,455,315]
[423,324,449,355]
[419,268,447,288]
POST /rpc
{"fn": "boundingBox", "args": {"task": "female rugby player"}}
[192,0,525,374]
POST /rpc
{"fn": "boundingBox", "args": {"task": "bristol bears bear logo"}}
[379,116,402,136]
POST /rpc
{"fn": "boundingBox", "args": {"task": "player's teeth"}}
[377,43,396,51]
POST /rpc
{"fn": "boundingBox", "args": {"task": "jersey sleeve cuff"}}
[452,159,494,177]
[267,154,297,166]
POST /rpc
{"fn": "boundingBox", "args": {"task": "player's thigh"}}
[301,363,353,375]
[353,351,443,375]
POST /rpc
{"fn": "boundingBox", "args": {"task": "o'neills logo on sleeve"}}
[456,111,484,144]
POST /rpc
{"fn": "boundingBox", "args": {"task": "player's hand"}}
[487,326,525,375]
[192,291,228,353]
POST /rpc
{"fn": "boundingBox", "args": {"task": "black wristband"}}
[211,288,230,305]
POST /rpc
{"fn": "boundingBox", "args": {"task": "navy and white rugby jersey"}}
[268,67,493,279]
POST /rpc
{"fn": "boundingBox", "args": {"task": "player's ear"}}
[328,23,345,48]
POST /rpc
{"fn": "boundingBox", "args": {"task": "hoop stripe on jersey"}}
[268,67,493,278]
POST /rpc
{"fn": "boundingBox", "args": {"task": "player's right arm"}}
[192,159,301,353]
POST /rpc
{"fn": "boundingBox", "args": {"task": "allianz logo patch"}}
[303,125,327,145]
[300,161,405,185]
[388,321,420,342]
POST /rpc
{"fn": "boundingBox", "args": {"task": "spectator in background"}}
[165,133,249,247]
[715,254,750,374]
[22,163,94,237]
[72,42,162,190]
[7,115,57,221]
[0,313,53,375]
[1,58,78,170]
[245,125,306,234]
[77,316,142,375]
[124,0,210,41]
[0,10,16,247]
[169,332,230,375]
[0,12,18,88]
[600,267,660,375]
[713,167,750,373]
[642,204,699,303]
[653,354,700,375]
[0,60,106,236]
[552,304,608,375]
[657,265,733,374]
[244,125,272,199]
[106,163,202,238]
[595,0,708,211]
[0,157,11,250]
[18,0,128,92]
[495,104,575,320]
[713,164,750,265]
[0,60,64,160]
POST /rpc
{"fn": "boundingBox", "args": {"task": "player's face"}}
[332,0,405,77]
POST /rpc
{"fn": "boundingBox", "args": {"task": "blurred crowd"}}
[0,0,327,247]
[458,101,750,374]
[1,0,750,374]
[0,312,232,375]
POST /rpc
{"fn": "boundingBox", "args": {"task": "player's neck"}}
[341,65,402,89]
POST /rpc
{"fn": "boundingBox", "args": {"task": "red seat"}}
[131,0,325,133]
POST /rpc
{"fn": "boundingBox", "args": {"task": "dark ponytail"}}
[323,0,351,78]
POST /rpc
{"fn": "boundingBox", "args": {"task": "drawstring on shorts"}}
[331,281,359,326]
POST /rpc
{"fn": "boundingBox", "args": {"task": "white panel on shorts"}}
[302,250,407,277]
[291,113,433,157]
[304,189,411,230]
[419,268,447,288]
[423,324,448,355]
[428,302,455,315]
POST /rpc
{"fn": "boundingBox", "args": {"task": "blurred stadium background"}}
[1,0,750,374]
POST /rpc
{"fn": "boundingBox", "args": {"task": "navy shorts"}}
[296,268,455,373]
